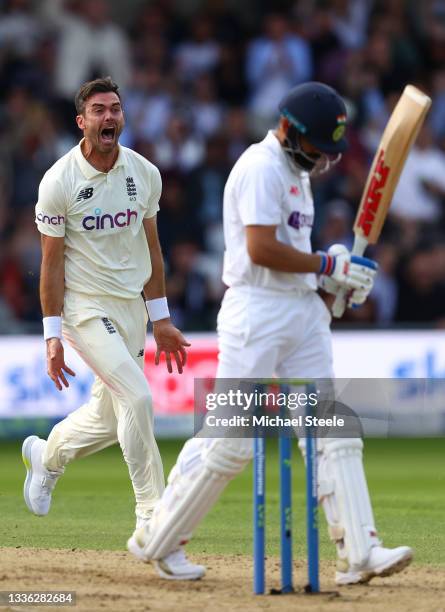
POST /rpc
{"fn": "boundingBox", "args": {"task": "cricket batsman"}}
[22,77,202,577]
[127,82,413,584]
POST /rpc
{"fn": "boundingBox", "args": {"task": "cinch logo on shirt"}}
[288,211,313,230]
[36,212,65,225]
[82,208,138,231]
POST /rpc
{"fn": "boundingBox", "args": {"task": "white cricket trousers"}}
[43,290,164,523]
[217,286,334,379]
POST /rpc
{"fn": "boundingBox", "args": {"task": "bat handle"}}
[332,288,348,318]
[331,236,369,319]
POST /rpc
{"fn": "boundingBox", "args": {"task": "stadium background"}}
[2,0,445,334]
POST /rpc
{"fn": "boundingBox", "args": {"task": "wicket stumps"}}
[253,383,319,595]
[306,388,320,593]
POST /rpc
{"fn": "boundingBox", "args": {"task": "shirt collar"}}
[74,138,125,179]
[264,129,307,177]
[265,130,285,159]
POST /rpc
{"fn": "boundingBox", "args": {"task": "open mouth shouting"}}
[100,126,116,145]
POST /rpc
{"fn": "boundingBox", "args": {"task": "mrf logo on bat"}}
[356,149,390,238]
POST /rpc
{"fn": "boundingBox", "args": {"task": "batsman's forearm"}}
[40,257,65,316]
[249,239,322,273]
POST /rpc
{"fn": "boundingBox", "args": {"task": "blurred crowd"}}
[2,0,445,332]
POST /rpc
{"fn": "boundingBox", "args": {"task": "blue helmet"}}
[278,82,347,154]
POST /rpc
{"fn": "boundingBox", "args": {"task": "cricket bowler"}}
[22,76,201,577]
[127,82,413,584]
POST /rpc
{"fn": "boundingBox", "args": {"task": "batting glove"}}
[318,244,378,307]
[347,254,378,308]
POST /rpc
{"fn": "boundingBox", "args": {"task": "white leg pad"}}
[318,438,380,569]
[134,437,253,560]
[299,437,380,569]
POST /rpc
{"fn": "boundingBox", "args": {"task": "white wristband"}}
[43,316,62,340]
[145,297,170,322]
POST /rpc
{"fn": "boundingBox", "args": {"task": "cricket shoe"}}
[336,545,413,585]
[127,529,206,581]
[22,436,61,516]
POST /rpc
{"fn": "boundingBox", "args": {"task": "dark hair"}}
[74,76,121,115]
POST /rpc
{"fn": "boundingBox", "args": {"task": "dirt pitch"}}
[0,548,443,612]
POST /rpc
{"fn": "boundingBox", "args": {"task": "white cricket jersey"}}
[222,130,317,292]
[35,140,161,299]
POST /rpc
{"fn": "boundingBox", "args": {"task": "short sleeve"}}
[144,166,162,219]
[35,174,67,237]
[237,162,283,226]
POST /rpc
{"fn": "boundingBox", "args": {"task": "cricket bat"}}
[332,84,432,318]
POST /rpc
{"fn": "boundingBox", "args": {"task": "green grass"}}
[1,439,443,564]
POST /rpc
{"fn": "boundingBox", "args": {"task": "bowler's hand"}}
[46,338,76,391]
[153,319,191,374]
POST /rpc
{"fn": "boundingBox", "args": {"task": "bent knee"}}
[204,437,253,477]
